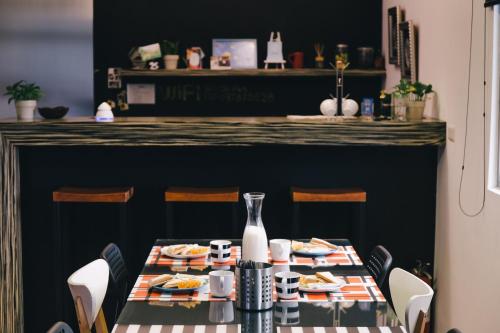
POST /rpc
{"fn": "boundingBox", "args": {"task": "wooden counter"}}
[0,116,445,332]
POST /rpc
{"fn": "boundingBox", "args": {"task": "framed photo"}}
[212,39,257,69]
[399,20,417,82]
[388,6,403,65]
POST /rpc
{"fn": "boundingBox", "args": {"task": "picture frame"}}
[399,20,417,82]
[388,6,403,65]
[212,39,258,69]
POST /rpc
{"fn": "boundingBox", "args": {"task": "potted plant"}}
[4,80,43,120]
[412,260,432,287]
[392,79,411,121]
[161,40,180,70]
[407,81,433,121]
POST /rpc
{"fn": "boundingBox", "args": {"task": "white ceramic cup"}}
[210,240,232,263]
[209,301,234,323]
[274,271,300,299]
[209,270,234,297]
[270,239,291,261]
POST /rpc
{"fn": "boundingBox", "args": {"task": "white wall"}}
[0,0,93,117]
[382,1,500,332]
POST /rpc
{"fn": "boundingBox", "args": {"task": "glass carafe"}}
[242,192,268,263]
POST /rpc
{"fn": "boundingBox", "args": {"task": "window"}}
[489,4,500,193]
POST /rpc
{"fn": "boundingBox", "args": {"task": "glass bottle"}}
[242,192,268,263]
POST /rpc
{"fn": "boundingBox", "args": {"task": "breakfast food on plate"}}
[148,274,173,287]
[292,238,338,252]
[150,273,206,290]
[163,244,210,257]
[299,271,342,289]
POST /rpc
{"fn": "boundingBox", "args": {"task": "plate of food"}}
[148,273,208,293]
[299,272,345,293]
[292,238,338,257]
[161,244,210,259]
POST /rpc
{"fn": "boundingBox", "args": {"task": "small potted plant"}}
[392,79,411,121]
[412,260,432,287]
[407,81,433,121]
[4,80,43,120]
[161,40,180,70]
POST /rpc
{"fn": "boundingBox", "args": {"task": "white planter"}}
[163,55,179,70]
[15,100,37,121]
[407,100,426,121]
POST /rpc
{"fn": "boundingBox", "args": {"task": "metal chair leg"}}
[118,203,128,259]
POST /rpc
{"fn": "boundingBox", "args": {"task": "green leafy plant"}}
[4,80,43,104]
[393,79,412,97]
[410,81,433,100]
[161,40,179,56]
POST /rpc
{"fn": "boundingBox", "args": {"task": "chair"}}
[164,187,239,237]
[366,245,393,286]
[47,321,73,333]
[389,267,434,333]
[100,243,128,323]
[291,187,367,256]
[67,259,109,333]
[53,186,134,318]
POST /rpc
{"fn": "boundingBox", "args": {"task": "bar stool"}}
[291,187,366,256]
[52,186,134,320]
[164,187,239,237]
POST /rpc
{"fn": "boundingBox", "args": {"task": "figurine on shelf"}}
[186,47,205,70]
[264,32,286,69]
[314,43,325,68]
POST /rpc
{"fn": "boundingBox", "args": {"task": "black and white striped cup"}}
[210,240,232,263]
[274,271,300,299]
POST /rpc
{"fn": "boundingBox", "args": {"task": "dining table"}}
[113,239,404,333]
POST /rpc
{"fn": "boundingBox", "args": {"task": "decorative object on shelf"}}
[107,68,122,89]
[117,91,128,111]
[379,90,392,119]
[264,32,286,69]
[147,60,160,71]
[138,43,162,62]
[288,51,304,69]
[128,47,146,69]
[242,192,268,263]
[342,98,359,117]
[314,43,325,68]
[213,39,257,69]
[423,91,437,119]
[332,58,349,116]
[361,98,374,117]
[373,49,385,69]
[38,106,69,120]
[399,20,417,82]
[95,102,114,122]
[210,53,232,70]
[320,97,336,116]
[392,79,411,121]
[412,260,432,287]
[388,6,403,65]
[407,81,433,121]
[161,40,180,70]
[186,47,205,69]
[357,47,374,69]
[335,44,349,65]
[4,80,43,121]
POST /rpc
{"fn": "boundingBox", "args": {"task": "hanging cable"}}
[458,1,487,217]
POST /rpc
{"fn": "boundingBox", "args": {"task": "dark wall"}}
[20,145,436,331]
[94,0,383,115]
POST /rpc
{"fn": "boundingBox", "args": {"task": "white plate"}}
[299,278,346,293]
[161,245,210,259]
[293,247,337,257]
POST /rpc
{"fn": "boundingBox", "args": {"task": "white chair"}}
[67,259,109,333]
[389,267,434,333]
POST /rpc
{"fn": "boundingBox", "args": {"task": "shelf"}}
[119,68,386,78]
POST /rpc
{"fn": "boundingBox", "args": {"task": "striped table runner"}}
[145,246,363,267]
[112,325,407,333]
[128,275,385,303]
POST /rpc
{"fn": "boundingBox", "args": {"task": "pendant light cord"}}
[458,1,487,217]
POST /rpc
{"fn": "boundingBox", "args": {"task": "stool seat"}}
[53,187,134,203]
[164,187,239,203]
[291,187,366,202]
